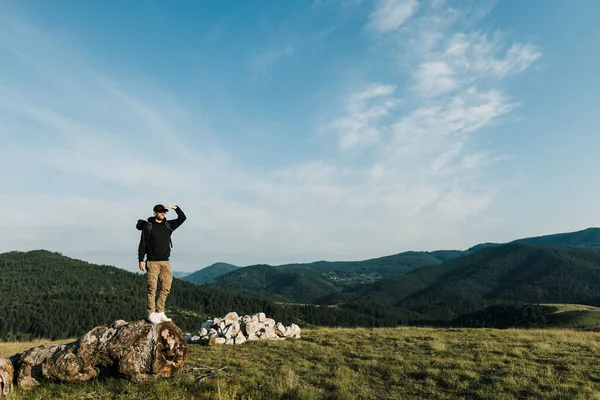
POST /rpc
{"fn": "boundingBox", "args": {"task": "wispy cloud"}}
[368,0,419,33]
[330,83,398,149]
[444,33,541,78]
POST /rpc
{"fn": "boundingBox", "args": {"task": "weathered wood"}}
[10,319,187,389]
[0,357,14,399]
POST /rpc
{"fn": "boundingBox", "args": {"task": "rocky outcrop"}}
[185,312,301,345]
[9,319,187,389]
[0,357,13,399]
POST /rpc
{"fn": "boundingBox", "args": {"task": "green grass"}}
[4,326,600,399]
[543,303,600,330]
[543,303,600,313]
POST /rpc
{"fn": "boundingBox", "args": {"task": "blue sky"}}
[1,0,599,273]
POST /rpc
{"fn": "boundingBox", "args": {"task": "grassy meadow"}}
[3,326,600,399]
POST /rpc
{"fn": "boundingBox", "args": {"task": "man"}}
[137,204,187,324]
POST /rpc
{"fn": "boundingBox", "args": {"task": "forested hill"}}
[322,243,600,322]
[5,232,600,341]
[201,250,466,302]
[184,262,239,283]
[465,227,600,253]
[277,250,464,272]
[0,250,283,340]
[187,228,600,302]
[402,243,600,320]
[205,264,342,303]
[0,250,405,341]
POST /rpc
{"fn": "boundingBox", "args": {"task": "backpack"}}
[145,220,173,248]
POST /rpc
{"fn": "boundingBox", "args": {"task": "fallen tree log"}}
[9,319,187,389]
[0,357,13,399]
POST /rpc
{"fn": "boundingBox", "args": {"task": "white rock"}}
[207,328,218,337]
[214,337,226,344]
[263,326,279,340]
[275,323,286,336]
[244,321,261,336]
[224,312,239,323]
[195,313,301,345]
[191,335,201,342]
[229,322,241,336]
[263,326,275,335]
[290,323,301,339]
[222,331,232,340]
[234,334,247,345]
[224,322,241,338]
[264,318,276,327]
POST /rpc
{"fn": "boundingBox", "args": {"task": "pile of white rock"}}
[185,312,301,345]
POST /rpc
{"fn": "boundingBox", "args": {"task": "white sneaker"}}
[156,312,172,322]
[146,312,162,324]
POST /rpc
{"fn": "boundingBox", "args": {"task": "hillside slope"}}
[0,250,287,340]
[183,262,239,283]
[330,243,600,321]
[194,228,600,302]
[516,227,600,248]
[205,251,464,302]
[206,264,343,303]
[465,227,600,253]
[0,251,393,341]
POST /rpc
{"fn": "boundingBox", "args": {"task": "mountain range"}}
[327,242,600,320]
[3,226,600,340]
[0,251,391,341]
[184,227,600,304]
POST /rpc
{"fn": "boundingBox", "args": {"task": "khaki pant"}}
[146,261,173,314]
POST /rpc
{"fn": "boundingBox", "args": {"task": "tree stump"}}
[0,358,14,399]
[10,319,187,389]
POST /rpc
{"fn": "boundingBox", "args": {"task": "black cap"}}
[153,204,168,213]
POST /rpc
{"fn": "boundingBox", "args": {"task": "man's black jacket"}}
[137,206,186,262]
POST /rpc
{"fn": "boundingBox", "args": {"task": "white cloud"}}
[330,83,398,149]
[369,0,419,33]
[414,61,457,97]
[443,33,541,78]
[406,31,541,103]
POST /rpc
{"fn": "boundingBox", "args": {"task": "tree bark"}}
[0,357,13,399]
[10,319,187,389]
